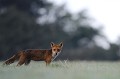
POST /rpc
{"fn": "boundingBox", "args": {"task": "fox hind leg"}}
[24,59,31,65]
[17,54,26,66]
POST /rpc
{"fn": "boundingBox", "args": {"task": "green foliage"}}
[0,0,50,16]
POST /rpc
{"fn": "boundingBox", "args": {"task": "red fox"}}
[3,42,63,66]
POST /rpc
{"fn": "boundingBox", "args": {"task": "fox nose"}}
[56,53,57,55]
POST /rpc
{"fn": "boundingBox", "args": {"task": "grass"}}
[0,61,120,79]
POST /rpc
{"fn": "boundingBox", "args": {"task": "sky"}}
[49,0,120,45]
[49,0,120,49]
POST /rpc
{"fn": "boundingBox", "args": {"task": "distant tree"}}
[1,0,118,61]
[0,0,51,17]
[106,43,119,60]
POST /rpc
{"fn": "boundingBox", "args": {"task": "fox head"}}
[50,42,63,58]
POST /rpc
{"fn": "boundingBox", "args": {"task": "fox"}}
[3,42,63,66]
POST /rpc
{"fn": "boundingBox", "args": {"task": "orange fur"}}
[3,42,63,66]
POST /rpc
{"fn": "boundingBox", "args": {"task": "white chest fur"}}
[52,52,60,61]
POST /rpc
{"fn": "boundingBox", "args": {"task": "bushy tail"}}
[3,53,20,65]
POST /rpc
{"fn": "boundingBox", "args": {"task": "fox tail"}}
[3,53,20,65]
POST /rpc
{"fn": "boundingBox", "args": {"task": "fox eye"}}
[57,49,60,51]
[53,49,56,51]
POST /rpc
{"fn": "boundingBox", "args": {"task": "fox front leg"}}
[45,58,52,66]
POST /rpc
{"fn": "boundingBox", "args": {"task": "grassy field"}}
[0,61,120,79]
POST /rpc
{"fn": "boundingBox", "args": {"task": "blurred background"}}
[0,0,120,61]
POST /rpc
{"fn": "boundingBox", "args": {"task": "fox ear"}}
[59,42,63,48]
[50,42,54,47]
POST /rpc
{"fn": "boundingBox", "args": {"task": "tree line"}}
[0,0,120,60]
